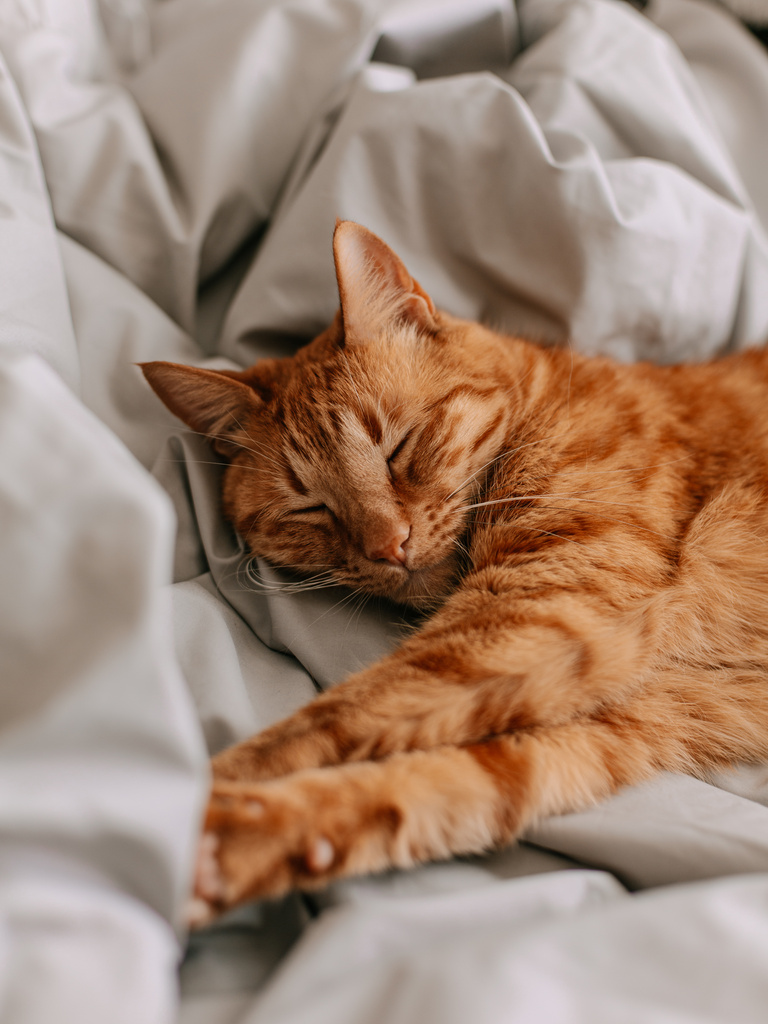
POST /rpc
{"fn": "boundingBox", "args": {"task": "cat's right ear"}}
[333,220,438,343]
[140,361,261,453]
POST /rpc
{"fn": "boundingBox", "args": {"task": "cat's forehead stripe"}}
[284,462,308,496]
[358,406,383,446]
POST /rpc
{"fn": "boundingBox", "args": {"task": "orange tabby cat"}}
[143,221,768,926]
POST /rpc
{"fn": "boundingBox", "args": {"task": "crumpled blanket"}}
[1,1,768,1022]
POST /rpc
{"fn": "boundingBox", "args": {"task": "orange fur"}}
[142,221,768,925]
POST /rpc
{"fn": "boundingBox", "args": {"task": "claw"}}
[306,836,334,873]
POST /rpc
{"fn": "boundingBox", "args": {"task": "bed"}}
[2,0,768,1021]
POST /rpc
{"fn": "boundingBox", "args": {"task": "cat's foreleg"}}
[212,584,654,782]
[190,708,675,926]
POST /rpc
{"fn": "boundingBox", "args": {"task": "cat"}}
[142,220,768,926]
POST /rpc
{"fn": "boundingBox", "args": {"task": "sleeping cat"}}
[142,220,768,926]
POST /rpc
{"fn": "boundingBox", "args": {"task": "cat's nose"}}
[366,526,410,567]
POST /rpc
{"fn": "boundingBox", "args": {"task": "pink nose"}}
[366,527,410,567]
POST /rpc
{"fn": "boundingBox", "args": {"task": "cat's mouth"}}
[354,550,464,610]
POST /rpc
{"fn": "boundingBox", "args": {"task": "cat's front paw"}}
[186,832,224,928]
[185,777,351,927]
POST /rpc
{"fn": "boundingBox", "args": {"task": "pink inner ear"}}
[333,221,438,339]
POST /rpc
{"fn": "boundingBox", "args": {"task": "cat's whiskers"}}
[199,427,286,473]
[217,553,317,594]
[556,453,694,478]
[452,536,471,560]
[565,339,575,424]
[461,492,670,514]
[170,426,284,469]
[220,416,288,472]
[159,457,272,477]
[525,526,587,549]
[442,431,569,504]
[245,579,340,595]
[245,562,341,595]
[216,561,259,592]
[344,589,376,639]
[302,584,372,632]
[485,482,685,515]
[517,506,676,544]
[248,567,338,583]
[460,493,677,542]
[246,582,341,596]
[509,360,537,399]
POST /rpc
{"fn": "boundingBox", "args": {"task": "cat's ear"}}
[140,361,261,453]
[333,220,438,342]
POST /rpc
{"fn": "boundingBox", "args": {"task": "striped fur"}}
[142,222,768,924]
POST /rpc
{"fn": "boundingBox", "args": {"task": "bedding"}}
[1,0,768,1022]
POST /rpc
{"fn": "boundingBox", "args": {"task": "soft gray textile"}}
[1,0,768,1022]
[717,0,768,24]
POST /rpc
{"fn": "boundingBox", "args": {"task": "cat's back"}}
[471,339,768,573]
[635,345,768,473]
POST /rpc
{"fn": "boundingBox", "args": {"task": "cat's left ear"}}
[140,361,262,454]
[333,220,438,342]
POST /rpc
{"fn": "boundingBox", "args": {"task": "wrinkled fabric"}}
[1,0,768,1022]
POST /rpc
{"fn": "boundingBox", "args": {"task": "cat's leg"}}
[212,580,657,782]
[191,702,691,925]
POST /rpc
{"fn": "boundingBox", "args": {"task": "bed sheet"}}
[1,0,768,1022]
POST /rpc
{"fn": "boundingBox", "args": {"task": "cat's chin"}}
[358,553,464,612]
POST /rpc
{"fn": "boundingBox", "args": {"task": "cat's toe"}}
[185,831,226,929]
[195,832,224,901]
[186,895,216,930]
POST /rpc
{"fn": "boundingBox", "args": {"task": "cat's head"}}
[142,222,515,607]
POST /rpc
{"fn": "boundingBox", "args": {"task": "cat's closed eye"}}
[293,505,327,515]
[387,432,412,469]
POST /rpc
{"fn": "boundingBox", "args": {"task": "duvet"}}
[1,0,768,1022]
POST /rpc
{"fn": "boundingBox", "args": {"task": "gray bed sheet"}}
[1,0,768,1021]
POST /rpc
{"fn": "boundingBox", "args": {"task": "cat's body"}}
[142,222,768,925]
